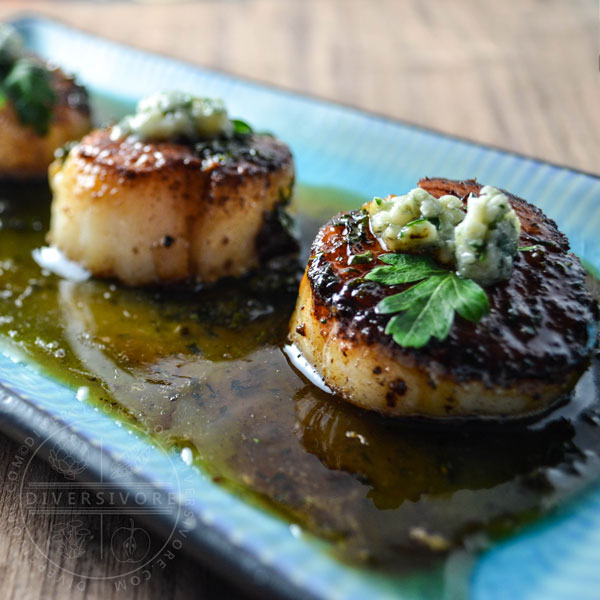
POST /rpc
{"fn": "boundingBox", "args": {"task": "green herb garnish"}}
[365,253,447,284]
[0,25,56,134]
[3,58,56,135]
[348,250,374,265]
[403,218,428,228]
[232,118,253,135]
[365,254,489,348]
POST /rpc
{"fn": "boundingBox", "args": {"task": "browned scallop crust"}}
[289,178,598,418]
[48,129,296,285]
[0,67,91,178]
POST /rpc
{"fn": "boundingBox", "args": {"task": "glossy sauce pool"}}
[0,180,599,572]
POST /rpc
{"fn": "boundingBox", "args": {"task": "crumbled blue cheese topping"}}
[366,188,465,264]
[110,91,234,142]
[454,185,521,285]
[366,186,521,285]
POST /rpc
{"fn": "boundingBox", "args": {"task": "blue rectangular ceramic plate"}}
[2,15,600,600]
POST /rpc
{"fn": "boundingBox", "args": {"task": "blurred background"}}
[0,1,597,599]
[0,0,597,174]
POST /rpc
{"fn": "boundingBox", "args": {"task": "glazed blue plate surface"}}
[1,16,599,600]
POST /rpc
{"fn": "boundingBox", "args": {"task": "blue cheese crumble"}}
[366,185,521,285]
[454,185,521,285]
[366,188,464,263]
[110,91,234,142]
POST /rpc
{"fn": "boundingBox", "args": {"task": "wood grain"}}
[0,0,597,174]
[0,436,243,600]
[0,1,597,599]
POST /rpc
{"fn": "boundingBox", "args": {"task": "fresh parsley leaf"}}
[445,274,490,322]
[382,273,489,348]
[376,274,447,314]
[232,118,253,135]
[349,250,373,265]
[378,253,443,269]
[4,58,56,135]
[385,278,455,348]
[366,253,489,348]
[365,253,446,285]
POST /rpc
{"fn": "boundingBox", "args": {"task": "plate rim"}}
[7,11,600,182]
[0,13,599,600]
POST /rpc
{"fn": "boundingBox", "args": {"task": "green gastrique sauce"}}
[1,180,600,572]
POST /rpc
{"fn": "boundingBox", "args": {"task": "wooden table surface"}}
[0,1,597,599]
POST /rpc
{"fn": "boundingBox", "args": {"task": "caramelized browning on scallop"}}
[289,178,598,418]
[48,129,296,286]
[73,128,290,177]
[0,68,91,178]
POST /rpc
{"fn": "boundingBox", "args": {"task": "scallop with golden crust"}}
[289,178,598,419]
[48,128,296,286]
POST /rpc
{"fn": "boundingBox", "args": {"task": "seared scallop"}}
[0,66,91,178]
[289,178,598,419]
[48,129,296,286]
